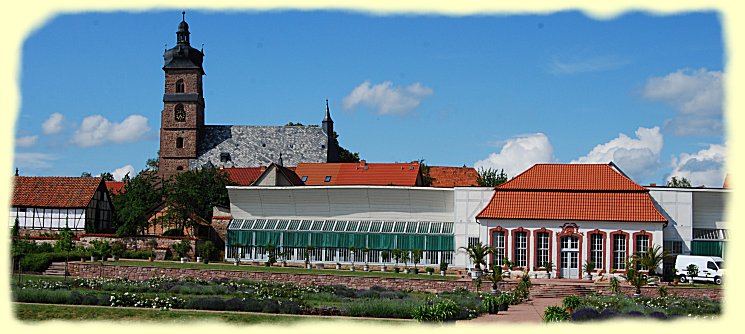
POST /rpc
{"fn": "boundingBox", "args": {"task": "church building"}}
[159,13,339,180]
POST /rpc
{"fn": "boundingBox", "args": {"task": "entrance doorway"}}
[560,236,579,278]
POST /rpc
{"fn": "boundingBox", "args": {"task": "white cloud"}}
[15,135,38,148]
[572,127,663,181]
[549,56,630,75]
[474,133,556,178]
[342,81,433,115]
[14,152,58,170]
[642,68,723,136]
[669,144,726,187]
[42,113,65,135]
[111,164,135,181]
[70,114,150,147]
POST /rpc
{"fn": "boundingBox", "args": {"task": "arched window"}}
[175,79,185,93]
[174,104,186,122]
[176,137,184,148]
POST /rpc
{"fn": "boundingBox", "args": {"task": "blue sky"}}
[14,10,726,187]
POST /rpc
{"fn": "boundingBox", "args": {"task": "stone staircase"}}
[43,262,71,276]
[529,283,595,299]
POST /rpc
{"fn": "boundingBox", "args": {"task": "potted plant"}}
[439,262,448,276]
[265,244,277,267]
[686,264,699,285]
[303,246,314,269]
[543,261,553,279]
[672,277,679,286]
[634,245,670,283]
[148,250,155,262]
[392,249,402,273]
[349,246,357,271]
[460,242,492,279]
[197,241,215,264]
[583,260,595,280]
[482,294,499,314]
[401,251,411,274]
[171,239,191,263]
[110,241,125,261]
[362,247,370,271]
[622,259,649,296]
[411,249,422,274]
[487,266,503,295]
[280,250,289,267]
[381,250,390,272]
[502,257,513,278]
[426,267,435,276]
[497,293,511,311]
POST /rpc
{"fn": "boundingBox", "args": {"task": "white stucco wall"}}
[452,187,495,267]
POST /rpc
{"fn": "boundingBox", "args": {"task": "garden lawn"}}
[14,303,406,324]
[104,260,458,280]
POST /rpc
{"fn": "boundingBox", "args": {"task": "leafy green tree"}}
[161,165,235,236]
[477,167,508,187]
[80,172,92,177]
[111,171,163,236]
[146,151,159,171]
[55,228,75,279]
[418,159,435,186]
[667,176,692,188]
[99,172,115,181]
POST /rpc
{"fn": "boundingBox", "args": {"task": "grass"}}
[100,260,457,280]
[13,303,410,324]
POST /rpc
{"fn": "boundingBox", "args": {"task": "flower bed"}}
[544,294,721,322]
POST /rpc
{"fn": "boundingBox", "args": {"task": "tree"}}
[667,176,692,188]
[460,242,493,271]
[418,159,435,186]
[477,167,508,187]
[622,259,649,295]
[100,172,115,181]
[111,171,163,236]
[80,172,92,177]
[633,245,670,278]
[55,229,75,279]
[161,165,235,235]
[333,131,360,163]
[146,151,159,171]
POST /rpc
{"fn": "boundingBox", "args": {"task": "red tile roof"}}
[477,164,666,222]
[429,166,479,187]
[222,167,267,186]
[105,181,125,195]
[295,161,421,186]
[13,176,104,208]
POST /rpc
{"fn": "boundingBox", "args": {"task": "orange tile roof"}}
[105,181,125,195]
[429,166,479,187]
[13,176,104,208]
[222,167,267,186]
[477,164,666,222]
[498,163,647,191]
[295,161,421,186]
[723,174,730,188]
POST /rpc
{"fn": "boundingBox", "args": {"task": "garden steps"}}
[529,283,594,299]
[43,262,71,276]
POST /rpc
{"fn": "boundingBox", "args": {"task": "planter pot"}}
[381,266,387,272]
[234,260,240,266]
[90,256,97,262]
[491,288,499,295]
[427,272,433,276]
[440,271,446,276]
[306,263,312,269]
[350,266,356,272]
[148,256,154,262]
[499,303,509,311]
[404,268,410,274]
[112,256,119,261]
[202,259,209,264]
[180,257,187,263]
[488,305,499,314]
[471,269,483,279]
[196,257,202,262]
[412,268,419,274]
[363,265,369,271]
[336,264,342,270]
[394,267,400,273]
[281,261,287,267]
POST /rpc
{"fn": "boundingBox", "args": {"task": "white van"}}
[674,255,724,285]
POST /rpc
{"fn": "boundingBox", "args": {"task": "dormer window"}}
[220,152,231,162]
[301,176,308,182]
[324,176,332,182]
[176,79,185,93]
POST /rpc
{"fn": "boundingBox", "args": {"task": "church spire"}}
[324,99,333,122]
[177,11,190,45]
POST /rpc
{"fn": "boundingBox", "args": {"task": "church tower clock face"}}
[175,108,186,122]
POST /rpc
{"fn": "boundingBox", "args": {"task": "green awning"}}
[691,240,726,257]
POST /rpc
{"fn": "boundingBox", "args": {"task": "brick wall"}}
[70,263,498,293]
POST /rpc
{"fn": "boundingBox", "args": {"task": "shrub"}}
[649,311,668,320]
[598,308,619,319]
[562,295,581,311]
[544,306,570,322]
[411,298,461,322]
[658,285,668,298]
[570,307,600,322]
[20,253,55,272]
[346,299,421,319]
[439,262,449,272]
[184,297,225,311]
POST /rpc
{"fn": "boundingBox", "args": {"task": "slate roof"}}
[222,167,267,186]
[191,125,329,169]
[13,176,104,208]
[429,166,479,187]
[477,163,667,222]
[295,161,421,186]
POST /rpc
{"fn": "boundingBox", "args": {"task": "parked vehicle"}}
[674,255,724,285]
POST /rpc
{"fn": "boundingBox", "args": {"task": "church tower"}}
[159,12,205,180]
[322,100,339,162]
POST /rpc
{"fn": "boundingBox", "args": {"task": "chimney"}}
[650,183,656,187]
[360,160,366,167]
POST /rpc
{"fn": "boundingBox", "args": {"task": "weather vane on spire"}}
[182,11,186,21]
